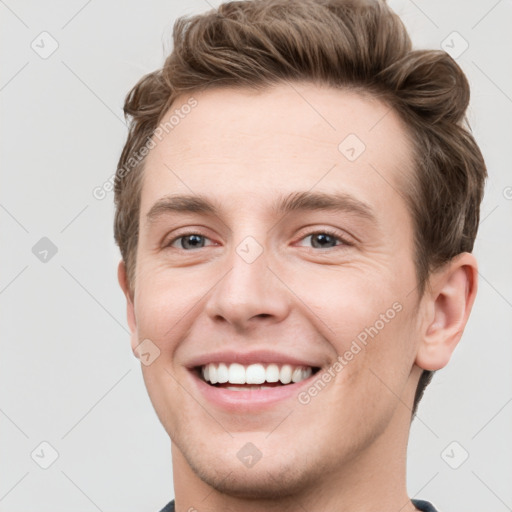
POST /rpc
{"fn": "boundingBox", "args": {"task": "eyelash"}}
[165,228,352,251]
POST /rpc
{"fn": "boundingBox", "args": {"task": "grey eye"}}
[177,234,206,250]
[306,233,340,249]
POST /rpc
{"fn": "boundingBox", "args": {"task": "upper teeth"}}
[201,363,312,385]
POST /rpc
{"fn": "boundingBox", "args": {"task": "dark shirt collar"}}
[160,498,438,512]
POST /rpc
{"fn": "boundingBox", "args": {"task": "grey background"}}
[1,0,511,510]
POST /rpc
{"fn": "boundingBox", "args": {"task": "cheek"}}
[296,268,416,389]
[295,268,403,343]
[133,265,202,347]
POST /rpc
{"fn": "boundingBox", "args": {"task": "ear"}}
[117,261,139,354]
[415,252,478,371]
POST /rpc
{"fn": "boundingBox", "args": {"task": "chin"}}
[186,453,314,500]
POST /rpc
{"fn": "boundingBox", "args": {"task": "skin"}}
[118,82,478,512]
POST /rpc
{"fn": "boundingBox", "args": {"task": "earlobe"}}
[415,253,478,371]
[117,261,139,353]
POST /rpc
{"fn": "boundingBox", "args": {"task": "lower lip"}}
[188,369,318,412]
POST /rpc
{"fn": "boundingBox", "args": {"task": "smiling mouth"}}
[194,362,321,390]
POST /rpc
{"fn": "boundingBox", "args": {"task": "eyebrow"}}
[145,191,376,224]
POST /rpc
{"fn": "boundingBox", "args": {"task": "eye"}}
[297,229,348,249]
[165,229,351,251]
[167,233,215,250]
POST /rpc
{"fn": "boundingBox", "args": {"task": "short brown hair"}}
[114,0,487,415]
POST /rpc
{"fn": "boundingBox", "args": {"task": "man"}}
[114,0,487,510]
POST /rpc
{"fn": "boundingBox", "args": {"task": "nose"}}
[204,240,291,331]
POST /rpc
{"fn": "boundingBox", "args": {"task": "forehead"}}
[140,82,414,218]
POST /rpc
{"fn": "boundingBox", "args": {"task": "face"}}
[124,82,425,497]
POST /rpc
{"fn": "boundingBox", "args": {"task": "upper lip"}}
[185,349,325,369]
